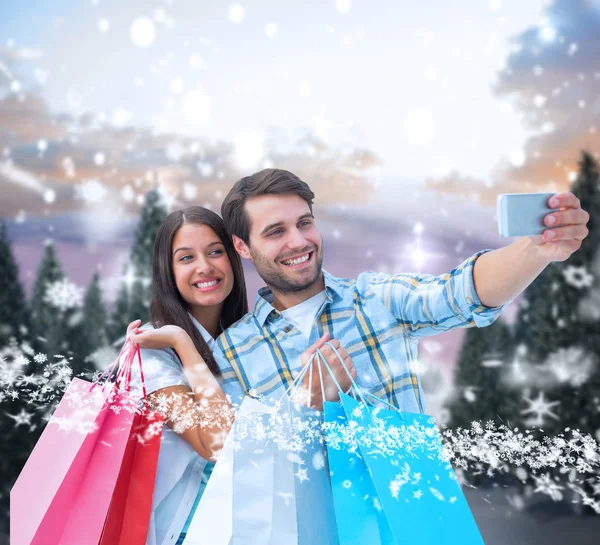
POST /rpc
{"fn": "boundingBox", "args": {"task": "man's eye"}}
[300,221,311,227]
[269,229,282,236]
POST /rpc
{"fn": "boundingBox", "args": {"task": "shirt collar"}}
[253,269,345,327]
[188,313,216,345]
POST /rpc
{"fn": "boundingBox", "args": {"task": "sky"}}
[1,0,600,380]
[1,0,550,180]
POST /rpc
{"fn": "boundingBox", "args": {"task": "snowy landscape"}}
[2,0,600,543]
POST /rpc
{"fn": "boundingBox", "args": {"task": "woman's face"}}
[171,223,235,313]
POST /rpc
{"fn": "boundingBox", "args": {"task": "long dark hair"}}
[150,206,248,376]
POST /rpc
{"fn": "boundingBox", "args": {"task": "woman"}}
[126,206,336,545]
[126,206,247,545]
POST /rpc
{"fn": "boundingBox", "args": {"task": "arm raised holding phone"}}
[474,192,590,308]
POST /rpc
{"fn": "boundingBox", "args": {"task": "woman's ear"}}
[232,235,251,260]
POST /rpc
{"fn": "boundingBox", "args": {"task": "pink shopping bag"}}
[11,340,148,545]
[10,376,112,545]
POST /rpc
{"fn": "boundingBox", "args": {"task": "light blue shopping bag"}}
[315,343,485,545]
[288,402,340,545]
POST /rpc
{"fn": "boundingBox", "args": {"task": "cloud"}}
[426,0,600,202]
[491,0,600,188]
[0,52,379,218]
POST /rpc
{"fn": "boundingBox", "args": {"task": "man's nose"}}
[287,227,308,249]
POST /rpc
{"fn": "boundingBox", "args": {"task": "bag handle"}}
[315,342,404,420]
[90,339,148,402]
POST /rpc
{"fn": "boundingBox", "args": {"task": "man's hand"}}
[293,332,357,411]
[534,192,590,262]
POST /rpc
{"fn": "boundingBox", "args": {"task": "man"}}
[214,168,589,412]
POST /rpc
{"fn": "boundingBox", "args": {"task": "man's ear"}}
[232,235,252,260]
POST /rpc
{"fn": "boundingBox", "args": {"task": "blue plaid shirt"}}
[215,250,506,413]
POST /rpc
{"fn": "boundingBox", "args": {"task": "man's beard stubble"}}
[249,245,324,296]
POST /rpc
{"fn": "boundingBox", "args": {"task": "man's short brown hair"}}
[221,168,315,244]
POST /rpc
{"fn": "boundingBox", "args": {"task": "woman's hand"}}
[126,319,189,351]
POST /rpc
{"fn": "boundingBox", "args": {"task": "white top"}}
[130,315,216,545]
[280,290,327,339]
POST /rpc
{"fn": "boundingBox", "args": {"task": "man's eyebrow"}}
[259,214,314,236]
[260,221,284,236]
[173,241,223,255]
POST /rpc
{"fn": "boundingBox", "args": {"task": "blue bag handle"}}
[317,342,405,420]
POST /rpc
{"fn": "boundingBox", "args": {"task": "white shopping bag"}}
[183,396,298,545]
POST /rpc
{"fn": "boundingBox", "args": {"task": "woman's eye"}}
[179,255,193,262]
[209,250,223,256]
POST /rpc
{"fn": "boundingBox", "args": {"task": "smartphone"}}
[497,192,559,237]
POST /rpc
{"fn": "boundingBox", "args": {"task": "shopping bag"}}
[316,343,485,545]
[323,401,393,545]
[100,408,164,545]
[288,403,339,545]
[184,396,298,545]
[10,377,112,545]
[232,397,297,545]
[182,408,236,545]
[11,340,158,545]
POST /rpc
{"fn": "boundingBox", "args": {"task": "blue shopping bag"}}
[315,343,485,545]
[323,401,395,545]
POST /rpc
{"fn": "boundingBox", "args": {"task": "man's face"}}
[242,193,323,294]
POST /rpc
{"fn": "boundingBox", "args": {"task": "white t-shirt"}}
[280,290,327,339]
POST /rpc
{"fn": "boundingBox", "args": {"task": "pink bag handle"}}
[90,339,132,391]
[115,342,148,401]
[90,339,148,402]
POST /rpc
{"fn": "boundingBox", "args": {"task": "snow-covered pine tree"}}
[449,317,518,431]
[30,241,66,357]
[0,221,32,523]
[108,189,167,343]
[0,221,29,346]
[69,271,108,376]
[511,151,600,511]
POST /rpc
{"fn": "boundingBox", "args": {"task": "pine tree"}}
[70,271,108,375]
[511,151,600,511]
[107,282,130,344]
[30,241,66,356]
[0,221,32,525]
[108,189,167,343]
[30,242,84,361]
[0,221,29,345]
[449,317,517,431]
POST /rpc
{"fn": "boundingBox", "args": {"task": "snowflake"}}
[74,179,107,204]
[463,387,477,403]
[44,279,84,311]
[533,473,564,501]
[521,392,560,428]
[33,353,48,363]
[7,409,32,426]
[15,354,29,366]
[579,287,600,321]
[545,347,593,387]
[295,467,308,483]
[562,265,593,289]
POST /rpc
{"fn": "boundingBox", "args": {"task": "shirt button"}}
[283,326,291,333]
